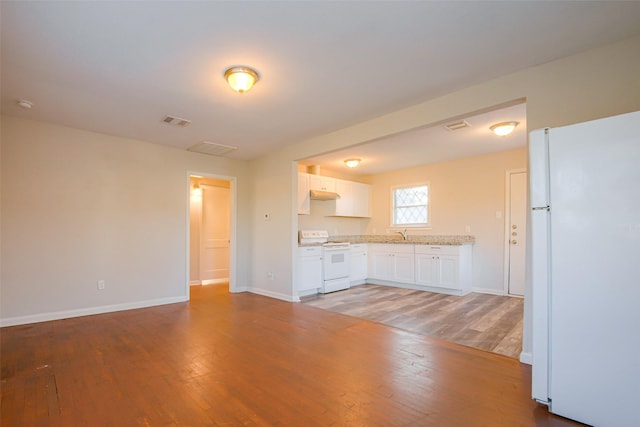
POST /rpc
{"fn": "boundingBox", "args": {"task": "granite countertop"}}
[299,234,474,246]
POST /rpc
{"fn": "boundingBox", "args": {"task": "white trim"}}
[367,279,470,296]
[503,168,527,295]
[0,296,188,327]
[190,280,202,286]
[247,287,300,302]
[186,171,238,296]
[472,286,506,296]
[519,351,533,365]
[202,278,229,285]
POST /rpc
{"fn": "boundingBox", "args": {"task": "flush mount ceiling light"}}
[490,121,519,136]
[224,66,260,93]
[17,99,33,109]
[344,158,361,168]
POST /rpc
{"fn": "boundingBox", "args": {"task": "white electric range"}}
[298,230,351,293]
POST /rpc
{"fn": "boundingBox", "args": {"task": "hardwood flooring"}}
[1,285,582,426]
[303,284,523,359]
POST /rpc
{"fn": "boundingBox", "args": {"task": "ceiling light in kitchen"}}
[490,121,519,136]
[17,99,33,109]
[224,66,260,93]
[344,158,361,168]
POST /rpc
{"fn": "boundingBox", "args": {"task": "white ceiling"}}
[2,1,640,161]
[302,102,527,176]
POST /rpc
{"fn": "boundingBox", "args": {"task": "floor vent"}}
[187,141,238,157]
[443,120,471,131]
[162,115,192,127]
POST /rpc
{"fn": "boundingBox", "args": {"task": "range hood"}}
[310,189,340,201]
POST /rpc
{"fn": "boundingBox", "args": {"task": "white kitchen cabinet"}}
[331,179,371,218]
[351,181,371,218]
[415,245,472,294]
[296,246,322,295]
[334,179,352,216]
[368,244,415,284]
[297,172,310,215]
[309,175,336,192]
[349,244,368,285]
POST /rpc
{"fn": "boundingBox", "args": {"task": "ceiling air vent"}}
[443,120,471,132]
[187,141,238,157]
[162,115,192,127]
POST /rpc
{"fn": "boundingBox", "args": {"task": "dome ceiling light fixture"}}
[344,158,361,168]
[490,121,519,136]
[224,66,260,93]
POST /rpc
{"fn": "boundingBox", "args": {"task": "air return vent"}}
[443,120,471,131]
[187,141,238,157]
[162,115,192,127]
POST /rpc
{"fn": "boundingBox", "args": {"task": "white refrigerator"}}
[530,110,640,426]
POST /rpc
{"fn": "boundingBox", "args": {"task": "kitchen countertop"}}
[299,234,474,247]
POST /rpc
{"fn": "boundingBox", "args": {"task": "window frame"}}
[390,182,431,229]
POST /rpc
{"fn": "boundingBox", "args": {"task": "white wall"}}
[366,148,527,294]
[249,35,640,361]
[0,116,251,325]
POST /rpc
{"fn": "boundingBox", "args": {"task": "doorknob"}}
[511,240,518,245]
[512,224,517,229]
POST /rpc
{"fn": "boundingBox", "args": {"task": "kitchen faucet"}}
[396,229,408,241]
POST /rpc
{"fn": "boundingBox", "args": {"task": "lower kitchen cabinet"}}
[415,244,472,294]
[368,244,415,284]
[349,244,368,285]
[296,246,322,295]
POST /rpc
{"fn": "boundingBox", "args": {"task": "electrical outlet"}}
[267,272,274,280]
[97,280,105,290]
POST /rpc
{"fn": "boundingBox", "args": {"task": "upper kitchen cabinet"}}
[297,172,310,215]
[333,178,371,218]
[309,174,336,192]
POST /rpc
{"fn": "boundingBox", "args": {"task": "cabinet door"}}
[393,252,415,283]
[352,182,371,218]
[369,251,393,280]
[334,179,353,216]
[309,175,336,192]
[437,255,459,289]
[350,250,368,281]
[297,255,322,292]
[297,173,310,215]
[415,253,438,286]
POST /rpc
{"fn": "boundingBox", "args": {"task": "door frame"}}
[502,168,527,296]
[186,171,238,298]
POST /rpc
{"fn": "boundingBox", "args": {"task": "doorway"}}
[504,169,527,296]
[189,175,233,289]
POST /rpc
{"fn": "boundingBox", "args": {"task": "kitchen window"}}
[391,184,430,227]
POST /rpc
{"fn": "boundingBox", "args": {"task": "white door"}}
[507,171,527,296]
[200,185,230,284]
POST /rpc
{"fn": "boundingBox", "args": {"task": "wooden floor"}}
[304,284,523,358]
[1,285,582,426]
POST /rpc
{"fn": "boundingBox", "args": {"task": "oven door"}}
[323,245,350,280]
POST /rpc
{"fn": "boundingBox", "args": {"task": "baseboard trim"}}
[472,287,506,296]
[0,295,189,327]
[202,278,229,285]
[247,287,297,302]
[190,280,202,286]
[519,351,532,365]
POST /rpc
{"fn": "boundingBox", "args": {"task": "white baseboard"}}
[246,287,297,302]
[0,295,189,327]
[472,287,506,296]
[202,278,229,285]
[519,351,532,365]
[190,280,202,286]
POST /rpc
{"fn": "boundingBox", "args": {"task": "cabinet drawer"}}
[350,243,367,252]
[298,246,322,256]
[414,244,460,255]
